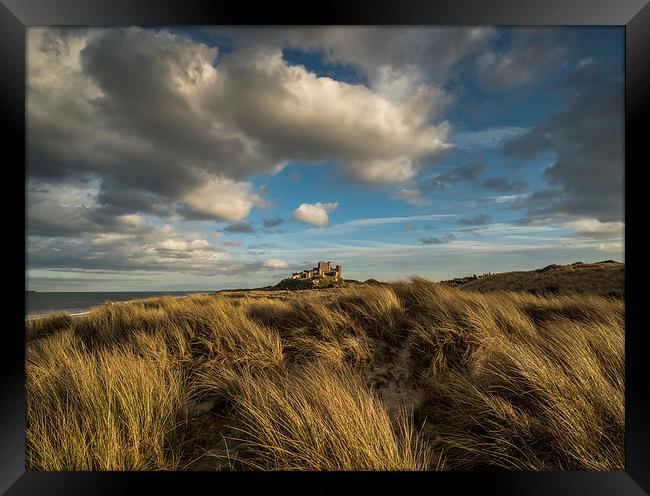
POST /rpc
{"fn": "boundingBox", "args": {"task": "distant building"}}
[291,260,342,284]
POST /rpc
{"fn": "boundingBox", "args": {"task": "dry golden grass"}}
[25,313,72,341]
[26,276,624,471]
[458,261,624,296]
[393,279,624,470]
[216,363,431,470]
[26,329,186,470]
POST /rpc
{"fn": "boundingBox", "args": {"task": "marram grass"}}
[26,281,624,471]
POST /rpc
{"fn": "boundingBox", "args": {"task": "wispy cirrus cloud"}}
[453,126,529,150]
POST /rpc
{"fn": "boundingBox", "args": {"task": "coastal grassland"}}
[25,279,624,471]
[393,279,624,470]
[199,364,430,470]
[25,312,72,341]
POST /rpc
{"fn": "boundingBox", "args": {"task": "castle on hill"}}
[291,261,342,284]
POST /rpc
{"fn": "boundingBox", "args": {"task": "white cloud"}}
[565,218,624,240]
[262,259,289,269]
[597,242,624,252]
[206,48,453,184]
[181,176,264,222]
[292,202,338,227]
[348,157,419,184]
[393,187,432,206]
[157,239,191,251]
[116,214,147,229]
[226,26,496,95]
[28,26,455,227]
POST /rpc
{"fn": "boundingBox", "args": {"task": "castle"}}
[291,260,342,284]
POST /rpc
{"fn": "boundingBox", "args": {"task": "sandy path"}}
[181,399,250,471]
[365,337,425,420]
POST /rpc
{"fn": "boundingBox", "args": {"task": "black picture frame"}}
[3,1,648,494]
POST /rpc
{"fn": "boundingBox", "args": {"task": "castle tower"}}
[318,260,331,274]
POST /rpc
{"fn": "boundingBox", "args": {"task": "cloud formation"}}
[25,27,624,289]
[481,176,527,193]
[28,27,455,225]
[457,214,492,226]
[262,217,284,228]
[395,162,486,205]
[223,221,255,234]
[262,259,289,269]
[502,61,623,223]
[565,218,624,240]
[216,26,497,97]
[292,202,338,227]
[419,234,456,245]
[474,29,572,91]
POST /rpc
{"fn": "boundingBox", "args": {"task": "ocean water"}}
[25,291,208,317]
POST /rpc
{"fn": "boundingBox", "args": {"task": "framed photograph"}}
[4,0,648,494]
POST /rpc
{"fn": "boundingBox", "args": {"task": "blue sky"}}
[26,27,624,290]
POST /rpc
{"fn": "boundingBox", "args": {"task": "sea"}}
[25,291,209,318]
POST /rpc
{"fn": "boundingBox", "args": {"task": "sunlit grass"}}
[26,280,624,470]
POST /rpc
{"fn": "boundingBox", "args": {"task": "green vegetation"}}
[271,276,347,290]
[26,268,624,471]
[270,277,314,290]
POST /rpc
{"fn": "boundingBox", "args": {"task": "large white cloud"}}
[181,176,264,222]
[292,202,338,227]
[27,27,455,226]
[216,26,496,98]
[201,47,453,183]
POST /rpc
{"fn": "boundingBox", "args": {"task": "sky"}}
[26,26,624,291]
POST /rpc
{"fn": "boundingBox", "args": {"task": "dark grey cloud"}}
[26,226,291,277]
[25,26,467,282]
[28,26,456,232]
[502,61,623,222]
[501,131,551,161]
[25,177,198,246]
[262,217,284,228]
[509,188,564,214]
[419,234,456,245]
[396,161,486,204]
[224,221,255,234]
[481,176,527,193]
[474,28,573,92]
[28,28,265,224]
[210,26,497,88]
[403,225,418,232]
[423,162,486,190]
[457,214,492,226]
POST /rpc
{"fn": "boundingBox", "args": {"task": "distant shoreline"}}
[25,260,624,321]
[26,311,90,321]
[25,292,202,321]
